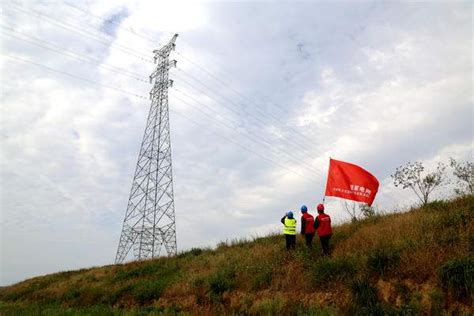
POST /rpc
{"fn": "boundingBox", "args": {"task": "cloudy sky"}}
[0,0,472,285]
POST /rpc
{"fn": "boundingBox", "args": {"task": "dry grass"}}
[0,195,472,315]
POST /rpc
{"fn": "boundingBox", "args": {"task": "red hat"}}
[317,204,325,212]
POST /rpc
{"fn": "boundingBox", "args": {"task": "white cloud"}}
[1,0,472,285]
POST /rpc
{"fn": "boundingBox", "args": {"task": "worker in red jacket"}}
[300,205,315,248]
[313,203,332,256]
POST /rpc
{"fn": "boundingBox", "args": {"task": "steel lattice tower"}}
[115,34,178,264]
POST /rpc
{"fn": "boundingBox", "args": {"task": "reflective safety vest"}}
[284,218,297,235]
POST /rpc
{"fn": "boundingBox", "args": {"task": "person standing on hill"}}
[281,211,297,250]
[300,205,315,248]
[314,204,332,256]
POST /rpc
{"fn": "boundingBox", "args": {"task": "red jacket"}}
[301,213,315,234]
[315,213,332,237]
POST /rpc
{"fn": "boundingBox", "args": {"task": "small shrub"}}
[62,288,81,301]
[311,256,358,287]
[178,247,203,258]
[424,200,449,212]
[438,256,473,300]
[230,237,251,248]
[114,265,156,281]
[331,229,353,245]
[436,228,460,247]
[349,278,387,315]
[359,213,383,225]
[434,210,470,231]
[216,240,230,249]
[350,278,379,307]
[128,261,179,305]
[106,285,133,306]
[74,287,108,306]
[251,267,273,291]
[131,278,169,304]
[429,289,444,316]
[59,286,110,307]
[447,211,470,228]
[207,265,236,301]
[2,276,63,302]
[367,246,401,276]
[113,260,178,281]
[2,287,36,302]
[189,247,203,256]
[469,233,474,253]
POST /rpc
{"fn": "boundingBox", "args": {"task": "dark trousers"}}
[319,234,332,255]
[285,234,296,250]
[304,233,315,248]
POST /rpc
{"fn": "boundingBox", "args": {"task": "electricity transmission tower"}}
[115,34,178,264]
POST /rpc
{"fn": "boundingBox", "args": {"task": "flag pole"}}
[322,156,330,204]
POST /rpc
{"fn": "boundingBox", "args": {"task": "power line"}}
[1,53,147,100]
[4,2,153,64]
[168,106,318,186]
[2,52,320,184]
[172,68,324,176]
[172,89,324,177]
[172,70,308,155]
[172,85,324,177]
[26,1,318,154]
[173,88,243,128]
[7,1,153,61]
[175,51,316,145]
[6,1,314,164]
[175,67,316,151]
[0,26,149,83]
[176,43,296,114]
[173,69,257,124]
[175,37,239,80]
[4,3,323,177]
[63,1,167,50]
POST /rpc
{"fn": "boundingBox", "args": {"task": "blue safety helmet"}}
[301,205,308,212]
[287,211,294,219]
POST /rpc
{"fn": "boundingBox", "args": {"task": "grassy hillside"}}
[1,196,473,315]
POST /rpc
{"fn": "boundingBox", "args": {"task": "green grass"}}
[0,302,184,316]
[1,195,472,315]
[438,255,473,300]
[367,245,401,276]
[309,255,359,287]
[207,264,237,302]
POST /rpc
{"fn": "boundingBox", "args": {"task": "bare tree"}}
[449,158,474,195]
[342,201,359,222]
[342,201,376,221]
[391,161,446,205]
[360,204,376,218]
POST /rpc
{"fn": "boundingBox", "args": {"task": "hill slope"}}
[1,196,473,315]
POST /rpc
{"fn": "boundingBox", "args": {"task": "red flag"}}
[324,158,379,206]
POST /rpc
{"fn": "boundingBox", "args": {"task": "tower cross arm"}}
[153,34,179,62]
